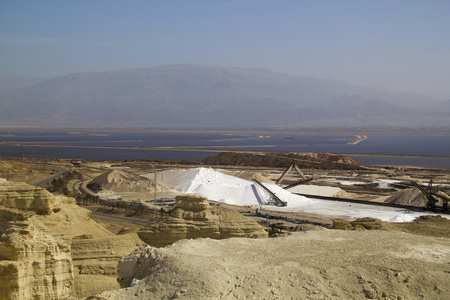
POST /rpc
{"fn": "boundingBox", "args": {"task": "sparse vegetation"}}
[46,170,81,195]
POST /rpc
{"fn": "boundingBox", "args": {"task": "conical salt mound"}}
[384,188,427,207]
[87,170,164,193]
[156,168,314,207]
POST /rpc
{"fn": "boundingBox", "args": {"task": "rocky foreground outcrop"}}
[71,233,144,297]
[99,229,450,300]
[0,179,143,299]
[0,179,83,299]
[0,179,74,214]
[137,194,268,248]
[0,207,73,300]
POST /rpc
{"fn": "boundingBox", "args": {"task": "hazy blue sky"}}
[1,0,449,100]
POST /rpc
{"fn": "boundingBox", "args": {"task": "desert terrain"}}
[1,152,449,299]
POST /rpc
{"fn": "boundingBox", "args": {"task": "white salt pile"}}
[146,168,448,223]
[147,168,313,206]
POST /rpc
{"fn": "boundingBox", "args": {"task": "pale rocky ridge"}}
[137,194,268,248]
[0,179,72,214]
[101,229,450,300]
[0,179,144,299]
[70,233,144,297]
[0,206,73,300]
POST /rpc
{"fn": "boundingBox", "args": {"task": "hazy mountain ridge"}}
[0,65,448,129]
[0,76,45,94]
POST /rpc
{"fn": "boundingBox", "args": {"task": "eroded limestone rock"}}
[138,194,268,247]
[0,179,141,299]
[0,178,66,214]
[0,207,73,300]
[116,245,160,288]
[71,233,144,298]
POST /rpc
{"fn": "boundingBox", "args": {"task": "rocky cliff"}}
[0,179,70,214]
[0,207,73,300]
[137,194,268,248]
[71,233,144,297]
[0,178,142,299]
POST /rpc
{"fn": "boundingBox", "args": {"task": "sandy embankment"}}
[100,228,450,300]
[347,135,367,145]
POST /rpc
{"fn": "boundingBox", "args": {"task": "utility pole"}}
[154,172,157,200]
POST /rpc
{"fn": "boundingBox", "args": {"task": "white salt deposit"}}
[150,168,306,206]
[147,168,448,223]
[338,181,366,186]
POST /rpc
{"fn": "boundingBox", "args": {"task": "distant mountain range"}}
[1,64,449,130]
[0,76,45,94]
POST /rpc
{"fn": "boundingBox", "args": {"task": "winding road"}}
[29,165,68,187]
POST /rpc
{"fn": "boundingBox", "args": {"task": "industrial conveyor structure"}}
[410,180,449,211]
[276,162,313,189]
[252,179,287,207]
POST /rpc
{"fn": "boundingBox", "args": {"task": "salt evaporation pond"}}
[146,168,448,223]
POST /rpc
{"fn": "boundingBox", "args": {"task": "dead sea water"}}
[0,131,449,169]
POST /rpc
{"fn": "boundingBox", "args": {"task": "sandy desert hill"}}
[87,169,159,193]
[100,227,450,300]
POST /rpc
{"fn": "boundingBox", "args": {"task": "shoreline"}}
[347,135,367,145]
[3,143,450,159]
[1,127,450,136]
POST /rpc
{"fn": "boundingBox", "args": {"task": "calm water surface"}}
[1,131,449,169]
